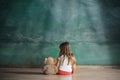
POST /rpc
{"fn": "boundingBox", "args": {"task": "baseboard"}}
[77,65,120,69]
[0,65,43,68]
[0,65,120,69]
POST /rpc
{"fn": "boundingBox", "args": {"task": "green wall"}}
[0,0,120,66]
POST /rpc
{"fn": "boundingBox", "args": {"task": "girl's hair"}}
[59,42,73,65]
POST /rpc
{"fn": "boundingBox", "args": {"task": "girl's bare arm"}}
[72,56,76,73]
[56,59,60,69]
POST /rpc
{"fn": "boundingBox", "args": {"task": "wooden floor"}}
[0,66,120,80]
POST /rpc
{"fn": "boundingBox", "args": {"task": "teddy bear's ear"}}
[44,58,47,64]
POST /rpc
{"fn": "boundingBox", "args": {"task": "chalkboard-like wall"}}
[0,0,120,66]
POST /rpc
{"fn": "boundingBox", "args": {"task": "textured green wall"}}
[0,0,120,66]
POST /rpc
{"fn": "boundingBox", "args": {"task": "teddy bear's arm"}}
[43,65,48,71]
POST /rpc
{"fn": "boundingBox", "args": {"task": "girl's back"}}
[58,55,72,72]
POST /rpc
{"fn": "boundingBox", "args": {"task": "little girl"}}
[57,42,76,75]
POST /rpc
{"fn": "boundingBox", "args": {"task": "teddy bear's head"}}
[44,57,57,65]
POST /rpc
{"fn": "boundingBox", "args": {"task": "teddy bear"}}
[40,57,58,75]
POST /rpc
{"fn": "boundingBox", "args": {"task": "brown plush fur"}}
[40,57,58,75]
